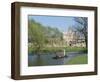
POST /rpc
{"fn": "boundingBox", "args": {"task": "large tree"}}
[28,19,46,53]
[28,19,63,53]
[74,17,88,48]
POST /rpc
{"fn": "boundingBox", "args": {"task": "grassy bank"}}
[67,55,88,64]
[28,46,87,54]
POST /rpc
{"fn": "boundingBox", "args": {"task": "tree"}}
[45,27,63,46]
[28,19,63,54]
[74,17,88,48]
[28,19,46,53]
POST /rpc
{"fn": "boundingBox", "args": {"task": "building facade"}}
[63,28,86,47]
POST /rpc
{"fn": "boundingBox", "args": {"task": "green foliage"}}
[28,19,46,52]
[28,19,87,54]
[28,19,63,54]
[29,45,87,54]
[65,47,87,53]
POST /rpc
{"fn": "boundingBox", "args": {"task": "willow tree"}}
[28,19,46,53]
[28,19,63,54]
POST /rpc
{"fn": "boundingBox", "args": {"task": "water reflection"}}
[28,52,86,66]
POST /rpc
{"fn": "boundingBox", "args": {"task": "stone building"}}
[63,28,86,47]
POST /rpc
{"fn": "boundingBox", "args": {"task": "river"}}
[28,52,87,66]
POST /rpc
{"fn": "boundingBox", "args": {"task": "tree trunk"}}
[85,38,88,49]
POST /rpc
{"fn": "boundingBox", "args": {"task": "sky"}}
[28,15,77,32]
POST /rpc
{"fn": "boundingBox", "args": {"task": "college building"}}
[63,28,86,47]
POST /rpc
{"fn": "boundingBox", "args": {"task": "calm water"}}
[28,52,87,66]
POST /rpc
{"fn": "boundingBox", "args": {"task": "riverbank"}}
[66,55,87,64]
[28,47,87,55]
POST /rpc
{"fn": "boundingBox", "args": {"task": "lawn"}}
[28,46,87,54]
[67,55,88,64]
